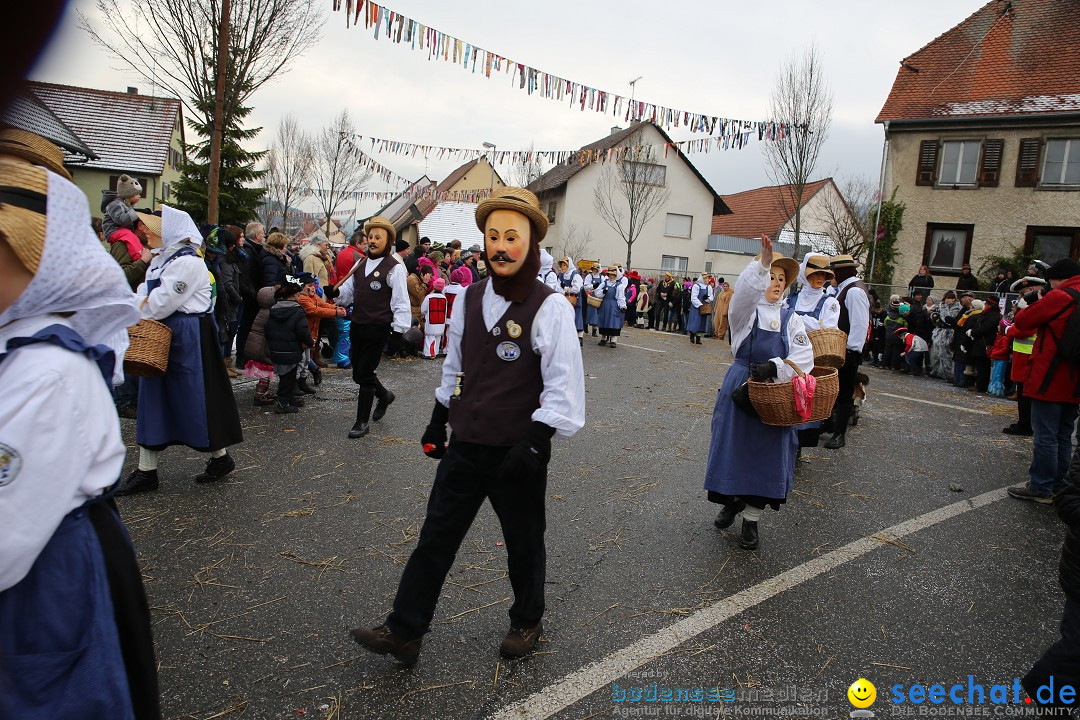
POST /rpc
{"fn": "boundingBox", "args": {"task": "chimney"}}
[611,126,622,135]
[126,87,138,95]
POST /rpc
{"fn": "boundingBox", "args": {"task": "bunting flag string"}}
[330,0,787,142]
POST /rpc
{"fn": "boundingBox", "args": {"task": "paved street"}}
[116,327,1062,720]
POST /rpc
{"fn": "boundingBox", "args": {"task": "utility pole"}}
[207,0,231,224]
[628,76,642,122]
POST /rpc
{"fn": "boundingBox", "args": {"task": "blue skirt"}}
[598,293,624,331]
[586,292,600,327]
[704,362,797,502]
[574,294,585,332]
[687,306,708,333]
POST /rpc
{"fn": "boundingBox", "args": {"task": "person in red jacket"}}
[1008,259,1080,503]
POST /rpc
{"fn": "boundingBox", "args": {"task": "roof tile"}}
[710,179,832,238]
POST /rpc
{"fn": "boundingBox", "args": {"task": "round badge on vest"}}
[770,320,780,330]
[496,341,521,361]
[374,271,381,277]
[507,321,522,339]
[370,280,382,290]
[492,326,501,337]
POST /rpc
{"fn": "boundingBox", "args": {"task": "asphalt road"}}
[115,326,1065,720]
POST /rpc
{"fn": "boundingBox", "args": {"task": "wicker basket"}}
[586,294,603,309]
[749,360,839,427]
[124,318,172,377]
[807,328,847,368]
[699,302,713,316]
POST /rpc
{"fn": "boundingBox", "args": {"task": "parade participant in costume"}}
[712,278,734,342]
[0,158,161,718]
[557,257,585,346]
[445,266,470,318]
[350,187,585,665]
[328,216,411,439]
[538,249,560,291]
[686,274,713,345]
[420,277,448,358]
[704,235,811,550]
[822,254,871,449]
[594,266,628,347]
[930,290,961,381]
[786,254,841,451]
[635,278,651,329]
[582,263,603,336]
[119,206,243,495]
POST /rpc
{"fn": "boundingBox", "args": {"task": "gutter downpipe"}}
[868,120,889,282]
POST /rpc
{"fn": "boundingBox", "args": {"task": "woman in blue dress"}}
[685,274,714,345]
[582,263,604,336]
[592,266,627,348]
[704,235,813,550]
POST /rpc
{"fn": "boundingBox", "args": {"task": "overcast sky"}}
[32,0,988,213]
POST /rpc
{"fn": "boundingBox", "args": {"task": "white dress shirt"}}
[690,281,714,308]
[593,277,628,310]
[787,286,841,332]
[561,271,584,296]
[435,281,585,438]
[728,260,814,383]
[836,276,871,351]
[336,257,412,334]
[136,244,213,319]
[0,315,125,592]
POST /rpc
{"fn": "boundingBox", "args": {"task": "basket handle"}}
[783,358,806,379]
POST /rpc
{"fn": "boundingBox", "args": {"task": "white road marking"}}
[875,391,994,415]
[616,343,666,353]
[486,487,1008,720]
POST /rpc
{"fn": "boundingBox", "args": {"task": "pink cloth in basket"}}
[792,372,817,421]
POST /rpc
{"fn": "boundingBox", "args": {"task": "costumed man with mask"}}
[822,254,870,450]
[326,217,411,439]
[349,188,585,665]
[119,205,243,494]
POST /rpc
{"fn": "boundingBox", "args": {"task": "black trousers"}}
[1024,596,1080,712]
[349,322,391,392]
[235,299,258,366]
[387,441,548,639]
[277,366,297,403]
[836,349,862,409]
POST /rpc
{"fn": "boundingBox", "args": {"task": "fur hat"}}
[474,187,548,241]
[115,174,142,200]
[1046,258,1080,281]
[364,216,397,242]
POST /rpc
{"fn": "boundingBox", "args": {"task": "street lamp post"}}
[482,141,496,192]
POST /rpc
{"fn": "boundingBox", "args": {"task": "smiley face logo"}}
[847,678,876,709]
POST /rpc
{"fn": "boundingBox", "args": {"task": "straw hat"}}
[755,252,800,291]
[804,254,834,279]
[0,159,48,274]
[830,254,858,270]
[136,210,162,238]
[0,128,71,180]
[364,215,397,242]
[474,187,548,241]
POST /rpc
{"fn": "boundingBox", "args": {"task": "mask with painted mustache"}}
[489,251,513,264]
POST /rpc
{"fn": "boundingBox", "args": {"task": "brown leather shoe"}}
[499,622,542,659]
[350,624,421,666]
[313,353,328,368]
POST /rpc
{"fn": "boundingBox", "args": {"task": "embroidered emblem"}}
[173,281,188,294]
[492,326,502,337]
[0,443,21,487]
[496,341,521,361]
[770,320,780,330]
[506,321,522,339]
[369,280,382,291]
[794,332,810,346]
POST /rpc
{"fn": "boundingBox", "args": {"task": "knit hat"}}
[394,237,409,253]
[474,187,548,241]
[364,215,397,242]
[431,277,446,292]
[889,294,901,308]
[894,327,909,337]
[898,303,911,314]
[276,274,305,299]
[450,266,472,286]
[115,174,142,200]
[970,299,985,312]
[1045,258,1080,281]
[0,128,71,179]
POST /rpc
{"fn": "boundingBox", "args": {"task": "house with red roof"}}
[24,81,185,218]
[876,0,1080,287]
[707,178,845,278]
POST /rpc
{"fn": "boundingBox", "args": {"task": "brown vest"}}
[836,278,869,335]
[352,255,399,325]
[449,278,555,446]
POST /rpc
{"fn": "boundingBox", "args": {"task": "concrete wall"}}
[544,124,714,272]
[885,124,1080,288]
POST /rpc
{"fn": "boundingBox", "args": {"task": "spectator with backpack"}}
[1007,259,1080,504]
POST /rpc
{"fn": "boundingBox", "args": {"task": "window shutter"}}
[916,140,939,186]
[978,139,1004,187]
[1015,138,1043,187]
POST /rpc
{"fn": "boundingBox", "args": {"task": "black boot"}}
[598,336,608,346]
[349,388,375,438]
[275,399,299,414]
[713,500,745,529]
[372,389,395,421]
[690,333,697,345]
[297,376,317,395]
[823,404,852,449]
[195,453,235,483]
[591,328,598,337]
[740,519,759,550]
[116,468,159,496]
[310,365,322,386]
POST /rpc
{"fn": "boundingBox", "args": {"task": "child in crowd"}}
[296,272,344,394]
[266,276,314,414]
[243,286,278,405]
[420,277,448,358]
[896,327,929,375]
[101,174,142,254]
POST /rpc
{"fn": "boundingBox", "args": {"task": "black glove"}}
[497,422,555,481]
[322,284,338,300]
[421,402,450,459]
[750,361,777,381]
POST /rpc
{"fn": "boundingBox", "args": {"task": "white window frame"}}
[937,140,981,186]
[1041,138,1080,186]
[664,213,693,239]
[660,255,688,275]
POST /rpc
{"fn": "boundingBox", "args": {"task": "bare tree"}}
[80,0,323,134]
[556,223,594,264]
[312,111,371,242]
[263,115,314,234]
[592,132,671,268]
[811,176,875,261]
[513,143,546,189]
[763,43,834,259]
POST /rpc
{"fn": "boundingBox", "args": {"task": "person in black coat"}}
[1023,446,1080,709]
[964,298,1000,393]
[955,263,980,291]
[265,276,314,414]
[236,222,266,367]
[906,289,934,374]
[261,232,290,288]
[908,264,934,296]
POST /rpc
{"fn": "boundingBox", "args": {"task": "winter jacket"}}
[1012,275,1080,403]
[109,226,142,262]
[1056,450,1080,602]
[908,272,935,296]
[407,272,429,322]
[906,304,933,343]
[1005,323,1036,383]
[303,249,331,287]
[239,243,265,304]
[102,197,138,241]
[244,287,277,366]
[266,299,313,366]
[883,309,907,343]
[218,252,243,323]
[964,304,1000,360]
[108,237,149,290]
[336,245,363,280]
[261,246,289,288]
[955,273,981,292]
[900,333,928,354]
[297,290,339,343]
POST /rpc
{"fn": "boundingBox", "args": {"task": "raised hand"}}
[759,234,774,270]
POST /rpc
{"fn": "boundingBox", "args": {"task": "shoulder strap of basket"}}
[1,324,115,388]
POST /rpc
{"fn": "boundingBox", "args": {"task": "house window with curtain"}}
[664,213,692,238]
[1025,226,1080,264]
[937,140,980,187]
[923,223,974,274]
[661,255,688,275]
